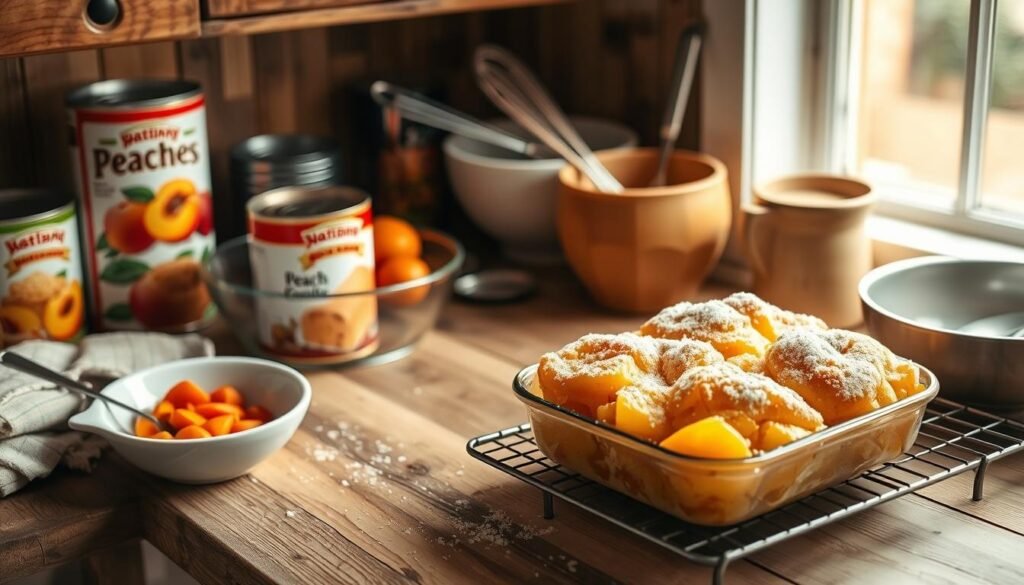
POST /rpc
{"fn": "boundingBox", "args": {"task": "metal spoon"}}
[651,22,705,187]
[0,351,169,432]
[370,81,556,159]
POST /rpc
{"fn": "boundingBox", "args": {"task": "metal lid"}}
[231,135,340,170]
[453,269,537,303]
[0,189,73,223]
[247,185,369,219]
[66,79,201,108]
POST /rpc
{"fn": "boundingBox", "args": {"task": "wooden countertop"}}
[3,272,1024,584]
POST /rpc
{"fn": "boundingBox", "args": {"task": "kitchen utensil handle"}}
[370,80,535,156]
[651,22,704,187]
[0,351,165,430]
[742,202,773,276]
[473,45,625,193]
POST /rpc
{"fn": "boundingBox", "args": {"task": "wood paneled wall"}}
[0,0,700,236]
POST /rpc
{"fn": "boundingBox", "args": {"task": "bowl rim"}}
[557,147,728,199]
[70,356,312,443]
[204,228,465,299]
[443,116,638,171]
[859,255,1024,342]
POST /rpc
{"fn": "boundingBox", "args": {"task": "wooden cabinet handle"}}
[84,0,122,31]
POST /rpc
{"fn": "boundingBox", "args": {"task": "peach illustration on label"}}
[129,258,211,329]
[104,201,154,254]
[144,179,201,242]
[0,305,42,340]
[43,281,84,341]
[197,193,213,236]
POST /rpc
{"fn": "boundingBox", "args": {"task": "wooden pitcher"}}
[743,175,875,328]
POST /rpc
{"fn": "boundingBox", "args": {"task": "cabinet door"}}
[0,0,200,58]
[206,0,390,18]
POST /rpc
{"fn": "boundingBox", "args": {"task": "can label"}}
[0,205,85,345]
[248,199,379,362]
[69,93,215,331]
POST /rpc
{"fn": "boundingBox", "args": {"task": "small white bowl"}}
[69,356,311,484]
[444,117,637,265]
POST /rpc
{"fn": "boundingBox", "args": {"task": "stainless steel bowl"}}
[860,256,1024,409]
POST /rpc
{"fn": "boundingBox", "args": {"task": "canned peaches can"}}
[0,190,86,346]
[67,80,215,332]
[247,186,379,364]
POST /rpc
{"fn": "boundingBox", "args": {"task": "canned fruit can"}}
[67,80,216,332]
[0,190,86,346]
[247,186,379,364]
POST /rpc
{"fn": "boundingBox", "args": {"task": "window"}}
[838,0,1024,245]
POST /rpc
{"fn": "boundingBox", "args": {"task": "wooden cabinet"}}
[0,0,200,58]
[206,0,388,18]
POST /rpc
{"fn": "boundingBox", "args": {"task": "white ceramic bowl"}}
[444,117,637,264]
[69,356,311,484]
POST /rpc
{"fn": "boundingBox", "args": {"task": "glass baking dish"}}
[513,363,939,526]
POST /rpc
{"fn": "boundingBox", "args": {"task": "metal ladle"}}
[958,312,1024,338]
[0,351,169,432]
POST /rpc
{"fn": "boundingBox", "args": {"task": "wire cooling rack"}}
[467,398,1024,585]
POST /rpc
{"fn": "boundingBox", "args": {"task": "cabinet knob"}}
[85,0,122,31]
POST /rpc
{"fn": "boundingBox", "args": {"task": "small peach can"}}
[67,79,216,332]
[247,186,379,364]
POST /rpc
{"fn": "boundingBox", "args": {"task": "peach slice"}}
[756,421,812,452]
[231,419,263,433]
[134,417,160,438]
[195,402,244,420]
[152,400,175,422]
[659,416,753,459]
[164,380,210,408]
[176,425,212,440]
[203,414,235,436]
[144,179,200,242]
[169,408,207,430]
[210,385,244,406]
[615,388,668,442]
[150,431,174,440]
[245,405,272,422]
[43,281,84,341]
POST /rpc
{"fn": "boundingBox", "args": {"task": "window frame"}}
[700,0,1024,252]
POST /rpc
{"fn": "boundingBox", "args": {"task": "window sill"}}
[868,215,1024,264]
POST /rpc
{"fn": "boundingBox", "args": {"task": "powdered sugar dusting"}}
[765,329,883,404]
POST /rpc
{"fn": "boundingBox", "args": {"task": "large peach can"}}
[67,80,215,332]
[247,186,379,364]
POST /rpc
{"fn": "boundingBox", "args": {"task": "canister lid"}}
[66,79,202,108]
[0,189,73,223]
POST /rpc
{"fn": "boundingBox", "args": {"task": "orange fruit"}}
[164,380,210,408]
[377,256,431,306]
[210,385,244,406]
[175,425,212,440]
[231,419,264,433]
[373,216,422,264]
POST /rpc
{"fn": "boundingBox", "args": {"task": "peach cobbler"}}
[537,292,926,458]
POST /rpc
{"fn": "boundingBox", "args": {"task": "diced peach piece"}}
[169,408,207,430]
[595,402,616,425]
[245,405,272,422]
[659,416,753,459]
[211,385,244,406]
[722,412,759,439]
[231,419,263,433]
[150,431,173,440]
[175,425,212,440]
[134,417,160,438]
[164,380,210,408]
[203,414,235,436]
[195,402,244,420]
[615,389,668,442]
[152,400,175,422]
[756,421,812,452]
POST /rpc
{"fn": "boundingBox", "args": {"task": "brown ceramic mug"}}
[557,148,732,313]
[744,174,875,328]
